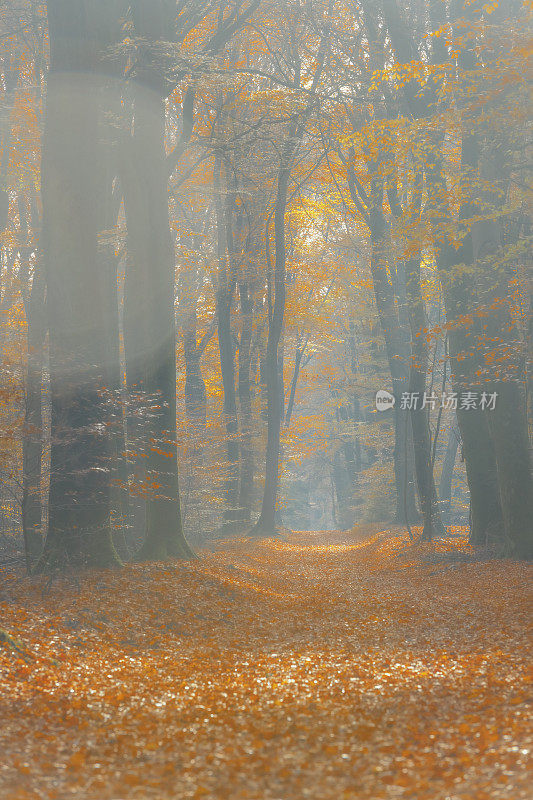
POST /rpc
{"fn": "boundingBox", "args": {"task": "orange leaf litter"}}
[0,526,531,799]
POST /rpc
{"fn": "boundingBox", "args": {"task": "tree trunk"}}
[98,128,132,557]
[345,160,418,524]
[38,1,123,570]
[332,449,352,529]
[425,107,505,546]
[472,144,533,557]
[214,166,239,525]
[486,381,533,557]
[22,269,45,568]
[238,281,254,521]
[254,148,293,534]
[121,81,192,561]
[285,343,304,429]
[393,405,418,524]
[405,255,445,540]
[439,426,459,515]
[182,320,207,428]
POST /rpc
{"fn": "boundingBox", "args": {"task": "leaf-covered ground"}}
[0,526,531,800]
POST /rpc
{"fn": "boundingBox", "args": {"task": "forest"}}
[0,1,532,799]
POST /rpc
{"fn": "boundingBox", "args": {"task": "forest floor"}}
[0,525,531,800]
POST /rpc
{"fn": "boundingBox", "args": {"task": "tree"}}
[254,0,330,533]
[38,1,126,569]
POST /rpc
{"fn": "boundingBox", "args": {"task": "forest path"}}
[0,525,531,799]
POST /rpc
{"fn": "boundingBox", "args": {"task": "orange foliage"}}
[1,527,531,799]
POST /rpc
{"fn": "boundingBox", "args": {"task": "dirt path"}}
[0,526,531,799]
